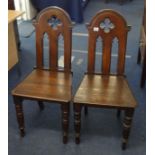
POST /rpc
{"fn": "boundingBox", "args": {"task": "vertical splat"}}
[86,9,129,75]
[63,27,72,72]
[33,6,72,72]
[49,31,59,70]
[117,35,127,75]
[35,28,44,69]
[87,31,98,73]
[102,36,112,74]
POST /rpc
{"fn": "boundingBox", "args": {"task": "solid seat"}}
[12,70,72,102]
[11,6,73,144]
[74,74,137,108]
[73,9,138,150]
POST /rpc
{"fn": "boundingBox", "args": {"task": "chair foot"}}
[75,136,80,144]
[63,133,68,144]
[20,130,25,137]
[13,96,25,137]
[38,101,45,111]
[122,142,127,150]
[122,108,134,150]
[61,104,69,144]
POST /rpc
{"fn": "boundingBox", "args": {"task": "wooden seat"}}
[12,70,72,102]
[73,9,137,149]
[12,6,73,143]
[74,75,136,108]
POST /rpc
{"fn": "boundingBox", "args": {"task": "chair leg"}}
[117,109,121,118]
[74,104,82,144]
[84,106,88,115]
[61,103,69,144]
[122,108,134,150]
[13,96,25,137]
[140,52,146,88]
[38,101,44,111]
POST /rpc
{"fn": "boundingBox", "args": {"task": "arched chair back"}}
[33,6,72,72]
[73,10,137,150]
[12,7,73,144]
[87,9,131,75]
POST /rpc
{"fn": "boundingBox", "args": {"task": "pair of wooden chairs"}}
[12,7,137,150]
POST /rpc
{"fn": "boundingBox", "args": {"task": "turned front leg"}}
[13,96,25,137]
[122,108,134,150]
[61,103,69,144]
[74,104,81,144]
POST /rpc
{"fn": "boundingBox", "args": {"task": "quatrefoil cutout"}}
[48,16,62,29]
[99,18,115,33]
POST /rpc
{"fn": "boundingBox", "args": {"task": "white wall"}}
[14,0,37,20]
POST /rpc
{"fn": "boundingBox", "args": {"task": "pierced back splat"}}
[87,9,130,75]
[73,10,137,149]
[33,6,72,72]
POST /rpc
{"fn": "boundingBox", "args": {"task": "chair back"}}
[33,6,72,72]
[87,9,130,75]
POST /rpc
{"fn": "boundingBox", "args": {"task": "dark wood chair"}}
[12,6,73,143]
[73,9,137,149]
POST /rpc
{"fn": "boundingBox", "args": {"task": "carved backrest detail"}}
[87,9,130,75]
[33,6,73,72]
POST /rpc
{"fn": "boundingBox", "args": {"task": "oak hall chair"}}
[12,6,73,143]
[73,9,137,149]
